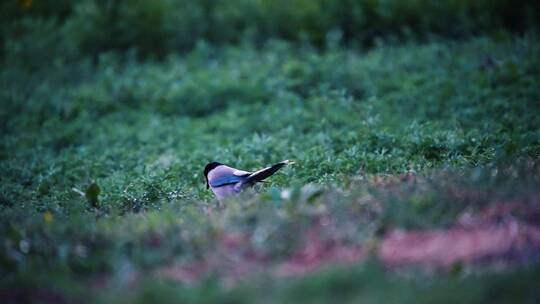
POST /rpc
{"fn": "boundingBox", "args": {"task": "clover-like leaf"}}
[85,182,101,208]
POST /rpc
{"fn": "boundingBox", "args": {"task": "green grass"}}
[103,262,540,304]
[4,0,539,59]
[1,33,540,302]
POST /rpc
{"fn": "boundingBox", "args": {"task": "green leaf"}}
[85,182,100,207]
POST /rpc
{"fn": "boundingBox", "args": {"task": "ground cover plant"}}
[3,0,539,60]
[1,1,540,303]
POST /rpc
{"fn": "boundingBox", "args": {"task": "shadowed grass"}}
[1,34,540,302]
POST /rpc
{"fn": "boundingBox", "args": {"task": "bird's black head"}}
[204,162,222,189]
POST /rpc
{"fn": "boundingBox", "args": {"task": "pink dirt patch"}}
[379,220,540,268]
[156,232,267,284]
[275,228,366,277]
[157,225,367,284]
[156,261,209,284]
[157,200,540,285]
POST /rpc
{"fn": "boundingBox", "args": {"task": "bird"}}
[204,160,294,201]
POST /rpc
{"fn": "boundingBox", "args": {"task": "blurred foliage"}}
[104,262,540,304]
[2,0,540,62]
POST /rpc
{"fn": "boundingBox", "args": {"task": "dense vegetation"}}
[3,0,540,62]
[1,0,540,303]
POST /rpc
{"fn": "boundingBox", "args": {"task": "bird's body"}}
[206,164,250,200]
[204,160,293,201]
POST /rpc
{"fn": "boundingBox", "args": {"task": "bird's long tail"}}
[244,160,294,185]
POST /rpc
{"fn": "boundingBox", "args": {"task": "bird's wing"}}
[209,174,245,188]
[208,164,250,188]
[233,169,251,176]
